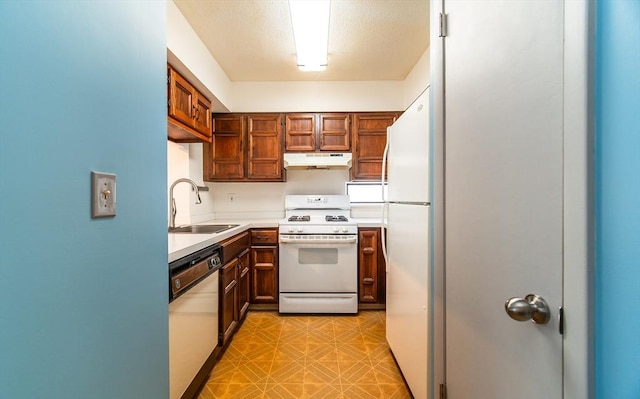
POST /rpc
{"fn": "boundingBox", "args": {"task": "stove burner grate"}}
[288,215,311,222]
[325,215,349,222]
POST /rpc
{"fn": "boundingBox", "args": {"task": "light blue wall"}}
[595,1,640,398]
[0,2,168,398]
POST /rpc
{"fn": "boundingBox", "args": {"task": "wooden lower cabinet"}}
[237,249,250,320]
[358,227,386,305]
[219,257,238,347]
[218,231,250,347]
[250,229,279,304]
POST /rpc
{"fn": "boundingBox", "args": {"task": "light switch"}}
[92,171,116,218]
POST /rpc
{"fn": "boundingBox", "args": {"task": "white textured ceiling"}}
[173,0,430,82]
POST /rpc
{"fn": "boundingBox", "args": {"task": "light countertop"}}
[168,218,383,262]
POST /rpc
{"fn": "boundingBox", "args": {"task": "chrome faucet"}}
[169,178,204,229]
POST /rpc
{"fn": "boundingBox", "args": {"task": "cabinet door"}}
[251,246,278,304]
[358,228,386,304]
[204,115,245,181]
[285,114,316,151]
[193,93,212,138]
[319,113,350,151]
[237,249,251,321]
[220,258,238,347]
[247,114,283,180]
[351,113,398,180]
[168,68,196,126]
[359,229,379,303]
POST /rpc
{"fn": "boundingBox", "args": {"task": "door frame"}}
[430,1,594,398]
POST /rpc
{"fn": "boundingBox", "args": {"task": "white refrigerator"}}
[382,87,431,399]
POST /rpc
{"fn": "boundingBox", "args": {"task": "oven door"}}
[278,236,358,293]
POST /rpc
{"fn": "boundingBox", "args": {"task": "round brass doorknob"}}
[505,294,550,325]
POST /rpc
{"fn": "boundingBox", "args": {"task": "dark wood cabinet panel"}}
[205,114,284,182]
[204,115,245,181]
[285,113,350,152]
[250,228,278,304]
[237,249,251,321]
[220,257,238,347]
[167,65,212,143]
[319,113,350,151]
[285,114,316,151]
[247,114,283,180]
[205,111,397,181]
[250,229,278,245]
[251,246,278,304]
[351,113,398,181]
[193,94,212,136]
[219,231,250,347]
[168,68,195,125]
[358,227,386,305]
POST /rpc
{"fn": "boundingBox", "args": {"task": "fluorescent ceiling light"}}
[289,0,330,72]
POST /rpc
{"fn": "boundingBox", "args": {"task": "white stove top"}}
[280,195,357,234]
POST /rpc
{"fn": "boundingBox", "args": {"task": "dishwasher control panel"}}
[169,244,222,302]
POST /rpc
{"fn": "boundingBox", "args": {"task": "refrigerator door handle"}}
[381,202,389,270]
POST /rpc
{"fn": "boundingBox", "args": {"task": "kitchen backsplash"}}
[168,141,380,224]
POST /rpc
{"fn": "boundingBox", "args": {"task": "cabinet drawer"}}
[220,231,250,264]
[251,229,278,245]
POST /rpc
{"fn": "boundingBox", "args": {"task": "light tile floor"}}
[197,310,412,399]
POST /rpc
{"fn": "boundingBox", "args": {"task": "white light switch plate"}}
[92,171,116,218]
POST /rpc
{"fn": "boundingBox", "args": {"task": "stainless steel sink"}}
[168,224,239,234]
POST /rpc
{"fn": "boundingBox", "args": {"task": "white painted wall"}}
[167,141,204,226]
[403,46,431,108]
[232,81,404,112]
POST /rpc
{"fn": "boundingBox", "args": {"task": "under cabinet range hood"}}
[283,153,352,169]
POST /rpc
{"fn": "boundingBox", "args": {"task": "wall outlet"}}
[92,171,116,218]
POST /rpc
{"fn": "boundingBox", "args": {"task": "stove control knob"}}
[342,227,349,233]
[297,227,304,233]
[333,227,339,233]
[288,227,295,233]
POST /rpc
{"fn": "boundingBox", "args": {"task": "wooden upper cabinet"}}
[285,113,350,152]
[285,114,316,151]
[247,114,283,180]
[167,65,212,143]
[204,115,245,181]
[351,113,399,180]
[168,69,195,125]
[193,95,212,137]
[204,114,285,182]
[319,114,350,151]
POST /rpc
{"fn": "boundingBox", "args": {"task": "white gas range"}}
[278,195,358,314]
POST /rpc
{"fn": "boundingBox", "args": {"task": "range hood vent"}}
[283,153,352,169]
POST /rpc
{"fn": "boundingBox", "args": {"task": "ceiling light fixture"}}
[289,0,330,72]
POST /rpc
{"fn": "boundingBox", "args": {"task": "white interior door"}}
[442,1,564,398]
